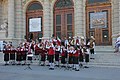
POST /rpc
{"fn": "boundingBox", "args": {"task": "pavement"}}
[0,64,120,80]
[0,51,120,80]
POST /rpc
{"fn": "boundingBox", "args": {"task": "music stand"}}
[24,54,33,70]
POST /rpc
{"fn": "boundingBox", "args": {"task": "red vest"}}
[48,47,55,55]
[73,50,79,57]
[61,49,65,56]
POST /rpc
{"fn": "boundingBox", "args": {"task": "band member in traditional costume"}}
[75,36,80,48]
[34,42,41,60]
[55,43,61,67]
[48,42,55,70]
[21,45,28,65]
[83,47,89,68]
[64,37,69,49]
[60,46,66,67]
[73,47,79,71]
[3,43,9,65]
[10,46,16,65]
[88,36,95,59]
[16,43,22,65]
[67,46,74,68]
[45,41,50,66]
[41,46,47,66]
[79,47,84,67]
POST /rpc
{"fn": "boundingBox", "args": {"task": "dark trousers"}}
[41,54,46,61]
[61,56,66,64]
[4,53,9,61]
[90,48,94,54]
[85,54,89,62]
[10,53,15,60]
[79,54,84,62]
[55,51,60,61]
[68,56,73,64]
[49,55,54,63]
[73,56,79,64]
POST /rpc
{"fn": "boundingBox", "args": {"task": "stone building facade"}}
[0,0,119,47]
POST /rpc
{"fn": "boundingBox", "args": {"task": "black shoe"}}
[5,64,9,66]
[61,65,65,68]
[12,64,15,65]
[22,64,25,66]
[84,66,89,68]
[80,64,83,67]
[75,69,79,71]
[49,68,54,70]
[55,65,59,67]
[41,64,45,66]
[46,65,50,66]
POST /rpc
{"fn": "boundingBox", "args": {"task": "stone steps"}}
[88,52,120,68]
[95,46,114,53]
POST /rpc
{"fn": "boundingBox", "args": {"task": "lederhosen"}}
[68,50,73,64]
[40,48,46,62]
[73,50,79,64]
[21,49,27,61]
[61,49,66,64]
[3,49,10,62]
[79,49,84,62]
[35,45,40,55]
[84,49,89,63]
[48,47,54,63]
[10,49,16,61]
[16,48,22,62]
[55,46,60,62]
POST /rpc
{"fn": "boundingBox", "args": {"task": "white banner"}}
[29,18,42,32]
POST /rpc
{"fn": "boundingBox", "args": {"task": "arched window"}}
[55,0,73,9]
[54,0,74,39]
[27,2,43,11]
[26,1,43,41]
[86,0,112,45]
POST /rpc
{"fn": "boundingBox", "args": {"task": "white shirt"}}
[116,36,120,44]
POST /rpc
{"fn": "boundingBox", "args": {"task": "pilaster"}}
[8,0,15,38]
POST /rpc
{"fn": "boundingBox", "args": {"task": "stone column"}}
[15,0,23,39]
[74,0,85,37]
[112,0,119,46]
[43,0,51,38]
[119,1,120,34]
[8,0,15,38]
[0,2,2,25]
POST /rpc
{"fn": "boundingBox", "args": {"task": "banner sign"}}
[90,12,107,28]
[29,18,42,32]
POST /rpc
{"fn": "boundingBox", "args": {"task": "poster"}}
[29,18,42,32]
[90,12,107,28]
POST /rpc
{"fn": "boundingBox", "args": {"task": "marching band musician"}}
[48,42,55,70]
[45,41,50,66]
[73,47,80,71]
[55,42,61,67]
[88,36,95,59]
[75,36,81,48]
[3,43,9,65]
[16,43,22,65]
[21,44,28,65]
[34,42,41,60]
[41,46,47,66]
[79,47,84,67]
[60,46,66,67]
[67,46,74,68]
[10,46,16,65]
